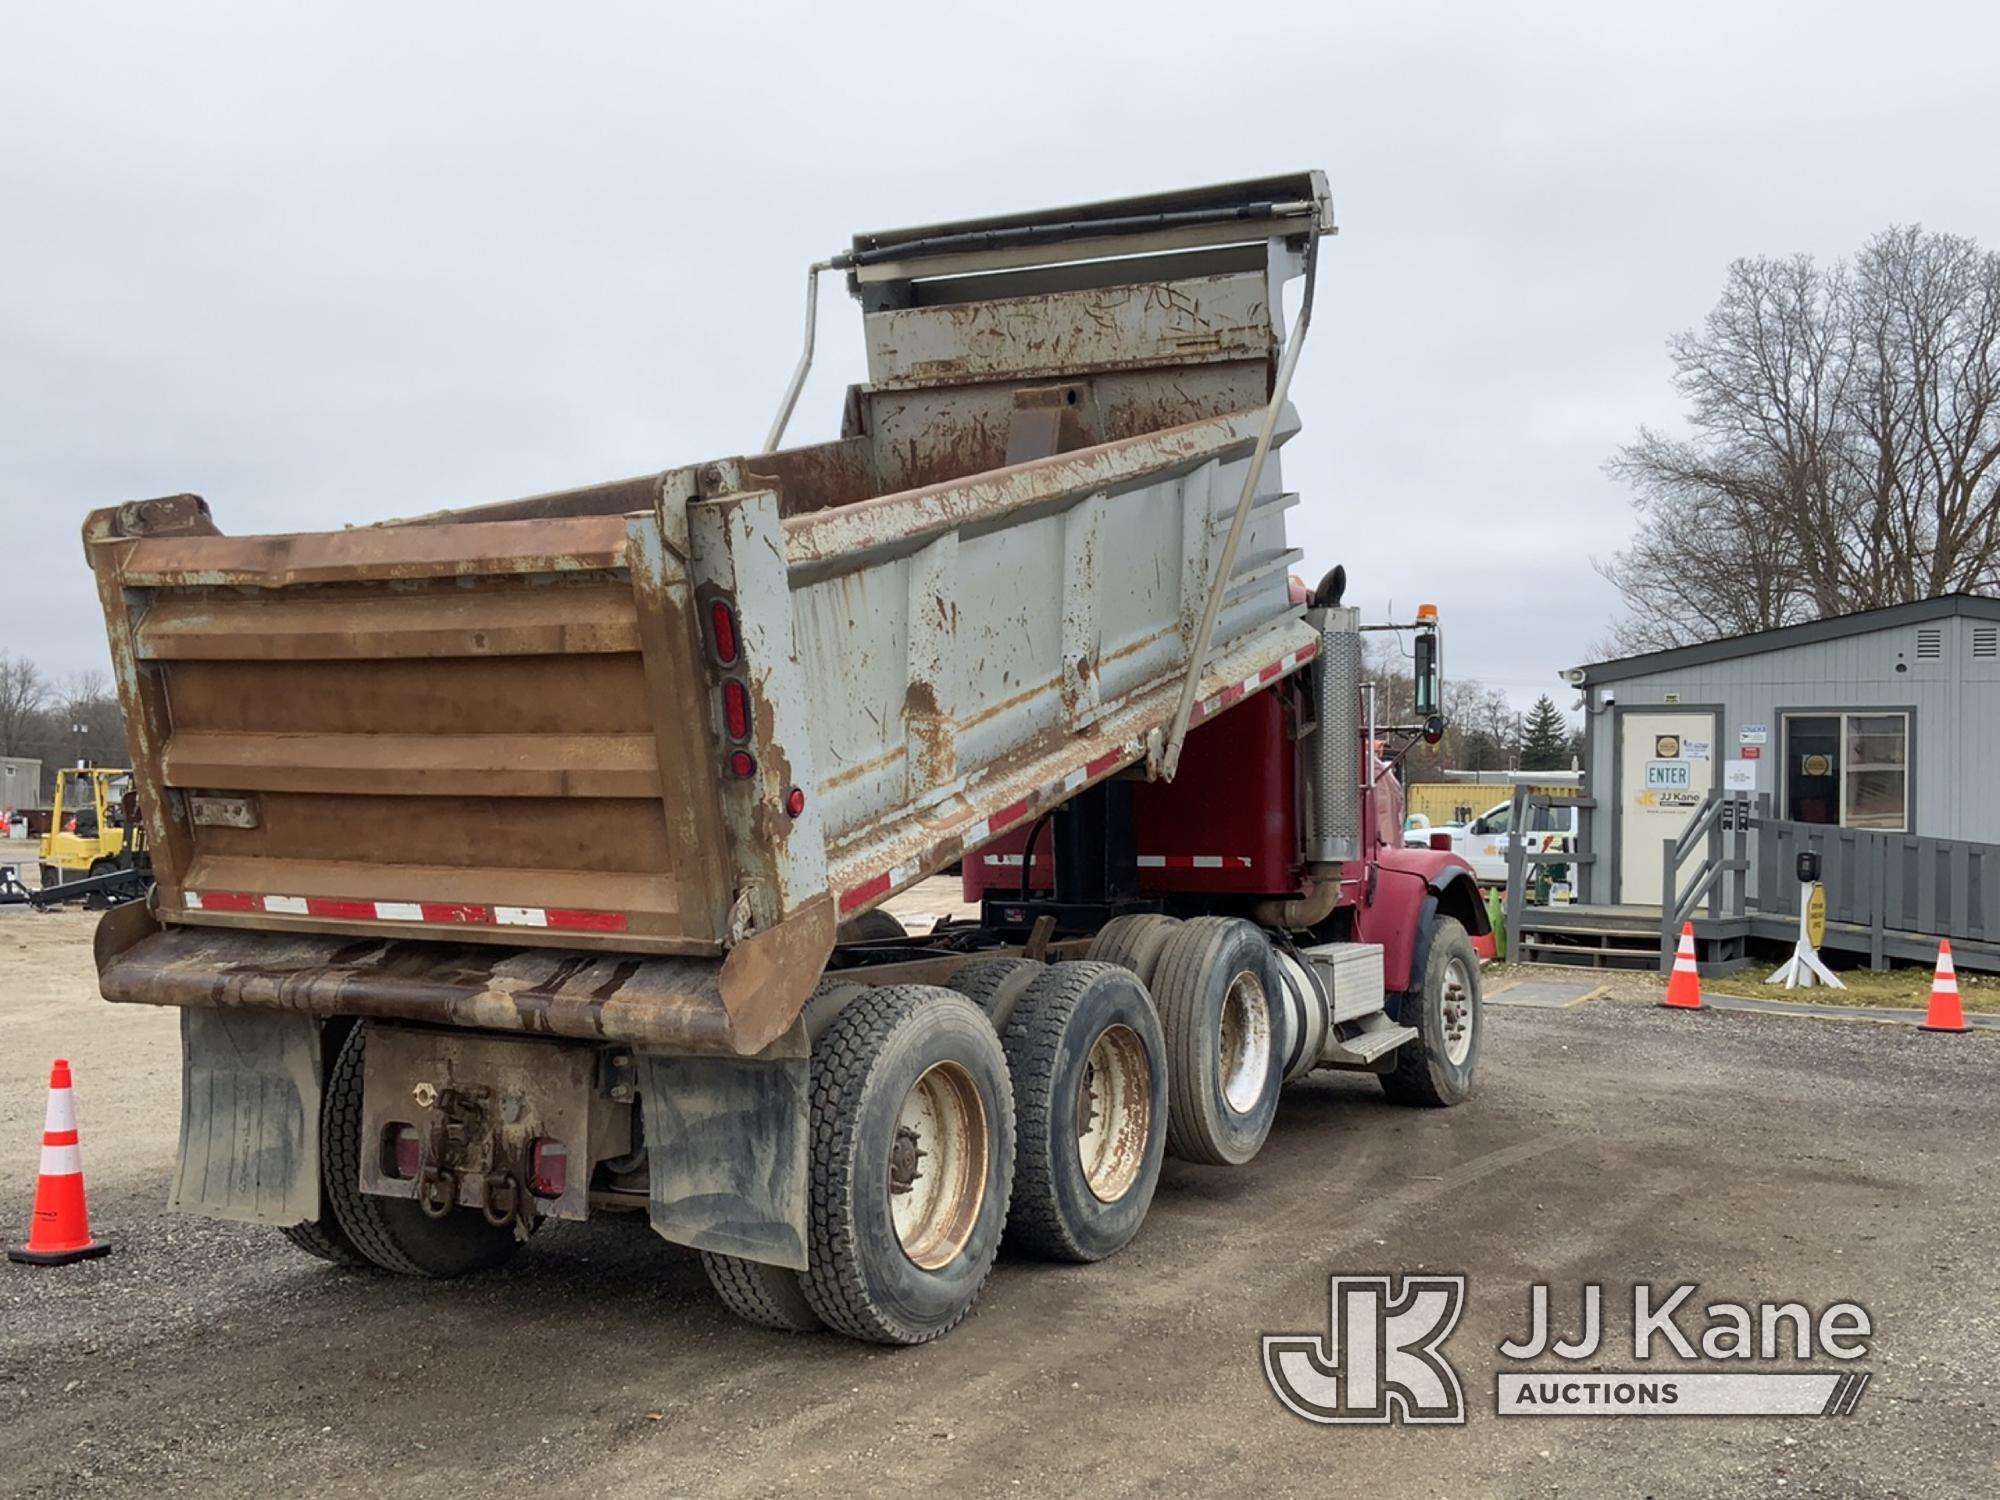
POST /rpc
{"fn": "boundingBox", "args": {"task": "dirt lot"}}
[3,898,1995,1499]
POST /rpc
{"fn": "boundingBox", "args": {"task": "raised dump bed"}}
[88,173,1330,1057]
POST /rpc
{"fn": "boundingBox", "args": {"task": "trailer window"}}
[1782,712,1908,832]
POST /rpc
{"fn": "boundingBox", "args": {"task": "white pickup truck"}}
[1408,797,1576,886]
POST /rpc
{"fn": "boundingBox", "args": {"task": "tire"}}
[279,1018,368,1268]
[837,909,908,944]
[1086,913,1182,989]
[280,1213,368,1268]
[1150,917,1283,1166]
[1381,916,1481,1108]
[701,1251,822,1332]
[1000,962,1167,1262]
[950,957,1044,1029]
[800,987,1014,1345]
[322,1022,523,1278]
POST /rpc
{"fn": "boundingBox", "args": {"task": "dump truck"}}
[80,172,1489,1344]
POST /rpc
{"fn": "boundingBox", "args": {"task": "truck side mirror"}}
[1413,626,1440,719]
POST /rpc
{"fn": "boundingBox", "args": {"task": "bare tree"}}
[56,671,129,771]
[1363,640,1519,778]
[1599,227,2000,651]
[0,652,48,757]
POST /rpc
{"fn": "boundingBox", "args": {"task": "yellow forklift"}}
[38,765,145,891]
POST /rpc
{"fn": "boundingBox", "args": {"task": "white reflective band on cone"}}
[43,1087,77,1135]
[40,1142,83,1176]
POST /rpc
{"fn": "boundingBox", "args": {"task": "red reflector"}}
[1429,833,1453,851]
[529,1139,568,1199]
[785,786,806,818]
[709,601,739,664]
[722,679,751,741]
[729,750,756,778]
[385,1124,421,1180]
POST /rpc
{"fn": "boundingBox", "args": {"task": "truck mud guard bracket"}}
[171,1006,323,1228]
[637,1043,810,1270]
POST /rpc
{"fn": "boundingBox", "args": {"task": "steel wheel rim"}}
[1076,1024,1153,1203]
[1218,970,1272,1115]
[888,1061,988,1270]
[1441,958,1475,1066]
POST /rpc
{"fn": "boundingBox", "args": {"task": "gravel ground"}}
[2,903,1995,1498]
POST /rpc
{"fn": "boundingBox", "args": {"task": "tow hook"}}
[481,1172,522,1228]
[417,1166,458,1218]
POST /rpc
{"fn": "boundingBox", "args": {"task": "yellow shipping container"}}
[1405,782,1577,829]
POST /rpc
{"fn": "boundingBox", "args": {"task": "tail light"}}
[1429,833,1453,852]
[383,1123,421,1180]
[728,750,756,778]
[528,1138,568,1199]
[721,679,751,741]
[785,786,807,818]
[708,601,739,664]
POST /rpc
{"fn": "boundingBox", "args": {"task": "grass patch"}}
[1697,963,2000,1014]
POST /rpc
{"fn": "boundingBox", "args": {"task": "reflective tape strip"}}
[839,871,894,916]
[43,1088,76,1134]
[1190,640,1317,726]
[181,892,626,935]
[546,908,628,932]
[40,1142,83,1176]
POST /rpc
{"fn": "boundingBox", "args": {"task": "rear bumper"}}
[95,897,831,1057]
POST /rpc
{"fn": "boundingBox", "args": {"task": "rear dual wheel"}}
[798,987,1015,1344]
[1151,917,1285,1166]
[1000,962,1167,1262]
[295,1021,523,1278]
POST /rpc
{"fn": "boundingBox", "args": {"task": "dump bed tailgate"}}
[87,494,739,956]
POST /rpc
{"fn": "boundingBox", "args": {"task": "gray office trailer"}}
[1566,595,2000,909]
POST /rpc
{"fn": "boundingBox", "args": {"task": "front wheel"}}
[1381,916,1482,1107]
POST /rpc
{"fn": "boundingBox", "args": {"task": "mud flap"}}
[638,1038,809,1270]
[171,1008,322,1227]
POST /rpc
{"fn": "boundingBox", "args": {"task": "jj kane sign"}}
[1264,1277,1872,1424]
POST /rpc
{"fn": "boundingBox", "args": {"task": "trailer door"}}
[1615,710,1716,905]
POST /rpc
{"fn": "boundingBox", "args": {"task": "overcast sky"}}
[5,2,1997,714]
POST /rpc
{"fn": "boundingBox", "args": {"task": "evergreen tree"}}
[1518,694,1572,772]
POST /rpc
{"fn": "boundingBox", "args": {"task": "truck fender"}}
[1390,894,1446,1025]
[1425,866,1491,939]
[1392,875,1485,1026]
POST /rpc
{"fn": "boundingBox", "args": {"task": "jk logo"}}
[1263,1275,1468,1424]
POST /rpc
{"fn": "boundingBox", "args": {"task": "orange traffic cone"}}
[1920,940,1971,1034]
[1661,922,1704,1010]
[9,1059,111,1266]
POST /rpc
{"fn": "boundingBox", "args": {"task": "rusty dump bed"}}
[88,172,1333,1055]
